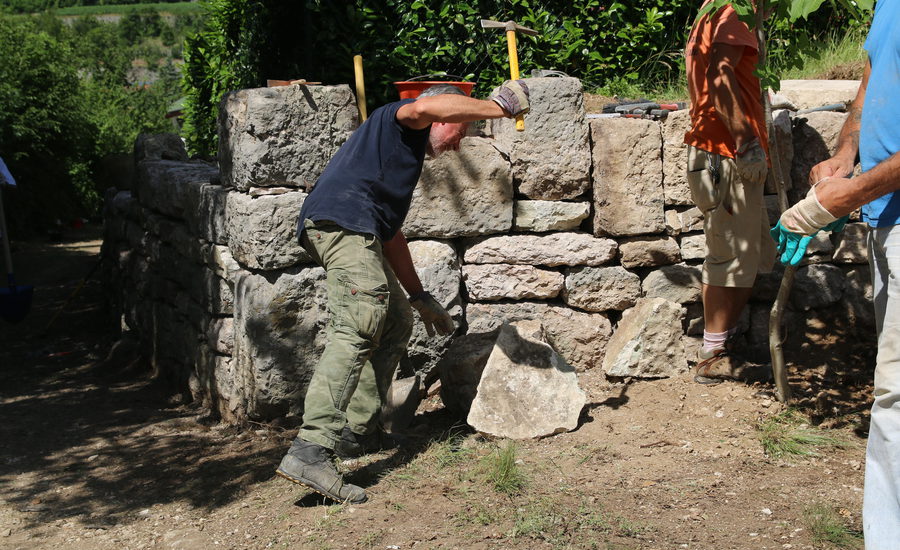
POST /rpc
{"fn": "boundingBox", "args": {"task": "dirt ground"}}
[0,225,876,550]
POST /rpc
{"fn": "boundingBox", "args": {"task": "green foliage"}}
[482,441,527,495]
[0,0,193,14]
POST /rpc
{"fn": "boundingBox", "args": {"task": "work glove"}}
[770,184,841,266]
[490,80,530,117]
[409,291,454,337]
[734,137,768,186]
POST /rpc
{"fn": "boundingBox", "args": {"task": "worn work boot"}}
[694,347,771,385]
[275,438,367,503]
[333,427,398,459]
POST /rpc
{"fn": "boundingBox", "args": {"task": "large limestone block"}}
[207,317,234,356]
[514,200,590,232]
[790,111,848,200]
[618,236,681,268]
[833,223,868,264]
[642,263,702,304]
[403,138,513,238]
[218,84,357,191]
[563,266,641,312]
[591,118,665,236]
[467,322,586,439]
[463,264,563,301]
[661,109,693,205]
[190,184,229,245]
[135,160,218,220]
[463,233,616,267]
[791,264,845,311]
[224,190,313,270]
[436,330,498,415]
[406,240,463,373]
[489,77,590,200]
[134,133,189,163]
[602,297,688,378]
[777,80,861,110]
[233,267,328,419]
[466,301,612,371]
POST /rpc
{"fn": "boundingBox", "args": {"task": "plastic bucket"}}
[393,75,475,99]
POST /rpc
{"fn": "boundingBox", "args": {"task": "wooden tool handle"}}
[353,55,367,122]
[505,30,525,132]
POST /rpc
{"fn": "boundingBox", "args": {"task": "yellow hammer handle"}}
[506,30,525,132]
[353,55,367,122]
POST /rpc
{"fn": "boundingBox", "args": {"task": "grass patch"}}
[780,28,867,81]
[482,441,528,496]
[802,503,864,549]
[757,408,848,459]
[509,498,652,545]
[54,2,203,16]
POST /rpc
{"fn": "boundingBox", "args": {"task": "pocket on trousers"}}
[337,274,389,341]
[687,167,720,212]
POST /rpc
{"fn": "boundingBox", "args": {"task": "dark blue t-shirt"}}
[297,99,430,241]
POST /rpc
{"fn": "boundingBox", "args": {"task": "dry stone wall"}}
[102,78,873,423]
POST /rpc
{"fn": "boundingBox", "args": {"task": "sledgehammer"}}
[480,18,539,131]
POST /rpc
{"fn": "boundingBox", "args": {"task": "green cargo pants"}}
[298,219,414,450]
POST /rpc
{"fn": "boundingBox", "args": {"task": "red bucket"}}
[393,75,475,99]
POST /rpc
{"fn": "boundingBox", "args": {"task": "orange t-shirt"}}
[684,4,767,158]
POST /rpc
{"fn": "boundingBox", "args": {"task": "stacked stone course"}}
[102,77,872,423]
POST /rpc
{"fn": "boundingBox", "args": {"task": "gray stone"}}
[563,266,641,312]
[207,317,234,356]
[833,223,868,263]
[514,200,590,232]
[764,194,781,226]
[591,117,665,236]
[135,160,218,220]
[841,265,875,328]
[768,109,794,195]
[619,236,681,268]
[790,111,849,201]
[233,266,328,419]
[642,263,702,304]
[665,206,705,236]
[602,298,688,378]
[218,84,357,191]
[465,301,612,371]
[680,233,707,261]
[661,109,693,205]
[777,80,860,110]
[490,77,590,200]
[463,232,617,267]
[403,138,513,238]
[463,264,564,301]
[191,184,229,245]
[791,264,845,311]
[406,240,463,373]
[134,133,188,163]
[224,190,313,270]
[467,321,586,439]
[436,330,498,415]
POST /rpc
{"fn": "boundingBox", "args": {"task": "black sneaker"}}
[275,438,367,503]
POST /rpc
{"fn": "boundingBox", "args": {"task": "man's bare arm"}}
[396,94,507,130]
[815,152,900,217]
[707,41,756,148]
[809,60,871,184]
[381,230,424,296]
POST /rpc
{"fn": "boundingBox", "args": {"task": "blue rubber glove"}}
[822,215,850,234]
[770,221,816,266]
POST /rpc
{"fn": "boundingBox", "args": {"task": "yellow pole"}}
[505,30,525,132]
[353,55,367,122]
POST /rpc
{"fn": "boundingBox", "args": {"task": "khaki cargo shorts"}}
[686,145,775,288]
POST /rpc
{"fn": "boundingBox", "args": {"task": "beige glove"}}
[779,184,839,236]
[409,291,454,336]
[734,137,768,185]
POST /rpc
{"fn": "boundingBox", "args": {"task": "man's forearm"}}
[381,231,424,296]
[831,61,870,164]
[817,151,900,216]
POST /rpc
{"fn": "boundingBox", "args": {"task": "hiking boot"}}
[333,427,398,459]
[275,438,367,503]
[694,347,772,385]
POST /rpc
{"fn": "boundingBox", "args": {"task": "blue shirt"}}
[297,99,430,241]
[860,0,900,227]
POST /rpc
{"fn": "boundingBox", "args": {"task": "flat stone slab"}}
[777,80,860,110]
[514,200,590,232]
[463,264,564,301]
[467,321,586,439]
[603,297,687,378]
[563,266,641,312]
[463,233,617,267]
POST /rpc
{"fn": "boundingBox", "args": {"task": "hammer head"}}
[480,19,540,36]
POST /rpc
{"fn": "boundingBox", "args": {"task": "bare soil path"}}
[0,225,875,550]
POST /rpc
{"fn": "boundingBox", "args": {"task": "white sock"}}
[702,330,728,352]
